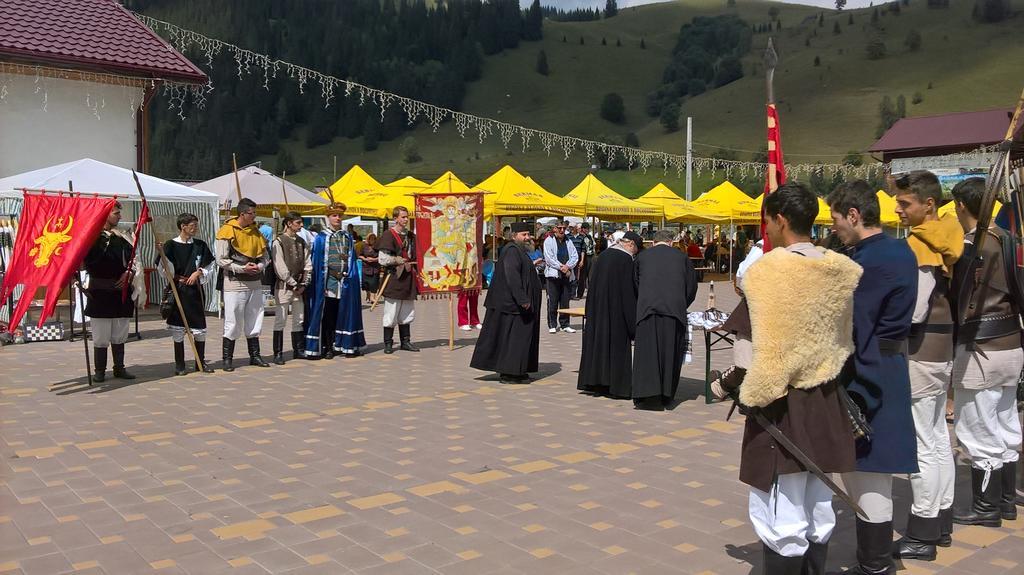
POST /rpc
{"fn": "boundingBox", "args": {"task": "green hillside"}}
[271,0,1024,199]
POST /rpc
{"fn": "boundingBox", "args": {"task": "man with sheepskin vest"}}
[829,180,918,575]
[891,171,963,561]
[721,182,861,574]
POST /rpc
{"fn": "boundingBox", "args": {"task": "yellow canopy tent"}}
[321,165,390,218]
[425,171,472,194]
[564,173,662,221]
[691,181,762,223]
[637,182,717,224]
[876,190,901,227]
[938,199,1001,219]
[477,165,583,218]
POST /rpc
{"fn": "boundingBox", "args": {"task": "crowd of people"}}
[79,171,1023,575]
[710,174,1022,574]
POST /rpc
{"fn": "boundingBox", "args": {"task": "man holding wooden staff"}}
[215,197,271,371]
[376,205,419,354]
[162,213,217,375]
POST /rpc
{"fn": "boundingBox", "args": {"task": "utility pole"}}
[685,117,693,201]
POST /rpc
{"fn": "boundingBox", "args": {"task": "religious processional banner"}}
[0,192,116,331]
[414,193,483,296]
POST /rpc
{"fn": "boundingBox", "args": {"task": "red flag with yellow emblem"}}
[0,192,116,331]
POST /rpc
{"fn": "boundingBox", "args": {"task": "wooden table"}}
[557,307,586,331]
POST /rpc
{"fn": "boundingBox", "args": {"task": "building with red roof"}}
[0,0,206,176]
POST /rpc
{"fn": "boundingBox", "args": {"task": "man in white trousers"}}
[215,197,271,371]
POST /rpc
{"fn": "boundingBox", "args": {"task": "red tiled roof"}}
[870,108,1015,153]
[0,0,206,84]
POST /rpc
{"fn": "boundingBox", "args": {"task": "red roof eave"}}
[0,45,207,85]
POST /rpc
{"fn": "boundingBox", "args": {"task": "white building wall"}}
[0,74,143,177]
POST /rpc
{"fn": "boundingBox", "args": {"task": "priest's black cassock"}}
[471,241,542,378]
[631,244,698,403]
[577,246,637,398]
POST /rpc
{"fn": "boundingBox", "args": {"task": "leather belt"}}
[961,314,1021,341]
[878,337,908,356]
[909,323,954,337]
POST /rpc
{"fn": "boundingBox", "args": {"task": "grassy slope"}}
[275,0,1024,199]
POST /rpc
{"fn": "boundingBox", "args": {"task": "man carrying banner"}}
[723,182,860,574]
[471,222,542,383]
[305,203,365,359]
[891,171,963,560]
[215,197,271,371]
[84,201,141,382]
[272,211,312,363]
[829,180,918,575]
[950,177,1024,528]
[376,205,419,354]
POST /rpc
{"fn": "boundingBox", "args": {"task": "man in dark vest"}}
[950,177,1024,528]
[577,231,641,399]
[470,222,542,383]
[376,205,419,354]
[631,228,698,409]
[721,182,860,574]
[84,202,139,382]
[829,180,918,575]
[891,171,963,560]
[272,212,312,363]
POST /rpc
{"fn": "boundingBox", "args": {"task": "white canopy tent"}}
[0,158,221,313]
[191,166,328,216]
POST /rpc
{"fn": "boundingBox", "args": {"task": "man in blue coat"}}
[829,180,918,575]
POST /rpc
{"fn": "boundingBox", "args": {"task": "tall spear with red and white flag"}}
[761,37,786,252]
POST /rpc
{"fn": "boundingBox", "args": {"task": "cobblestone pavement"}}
[1,283,1022,574]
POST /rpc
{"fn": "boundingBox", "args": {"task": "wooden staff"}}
[448,291,454,351]
[132,171,205,372]
[281,170,291,212]
[370,273,390,311]
[232,153,243,203]
[67,181,93,385]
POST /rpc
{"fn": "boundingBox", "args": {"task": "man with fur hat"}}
[215,197,271,371]
[304,203,365,359]
[84,201,144,382]
[722,181,860,574]
[376,205,419,354]
[829,180,918,575]
[891,171,963,560]
[471,222,542,383]
[949,177,1024,529]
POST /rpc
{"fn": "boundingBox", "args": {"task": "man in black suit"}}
[631,228,698,409]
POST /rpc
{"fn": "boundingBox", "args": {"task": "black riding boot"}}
[852,518,894,575]
[173,341,187,376]
[272,331,285,365]
[194,340,215,373]
[1001,460,1018,520]
[954,467,1002,527]
[936,507,953,547]
[291,331,305,360]
[383,327,395,355]
[398,324,419,352]
[93,346,108,383]
[222,338,235,372]
[111,343,135,379]
[247,337,271,367]
[802,541,828,575]
[892,514,939,561]
[761,543,803,575]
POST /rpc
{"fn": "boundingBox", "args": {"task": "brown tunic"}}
[376,227,417,301]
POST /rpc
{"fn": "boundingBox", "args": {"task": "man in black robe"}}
[632,228,698,410]
[471,222,542,383]
[577,231,642,398]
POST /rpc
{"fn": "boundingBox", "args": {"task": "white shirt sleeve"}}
[913,266,937,324]
[736,243,764,281]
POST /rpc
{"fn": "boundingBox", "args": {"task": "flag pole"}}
[131,171,205,372]
[68,180,93,386]
[762,37,782,252]
[232,153,244,203]
[281,170,291,212]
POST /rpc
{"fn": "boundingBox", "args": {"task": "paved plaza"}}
[1,283,1023,574]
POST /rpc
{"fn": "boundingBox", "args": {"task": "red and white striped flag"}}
[761,103,786,251]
